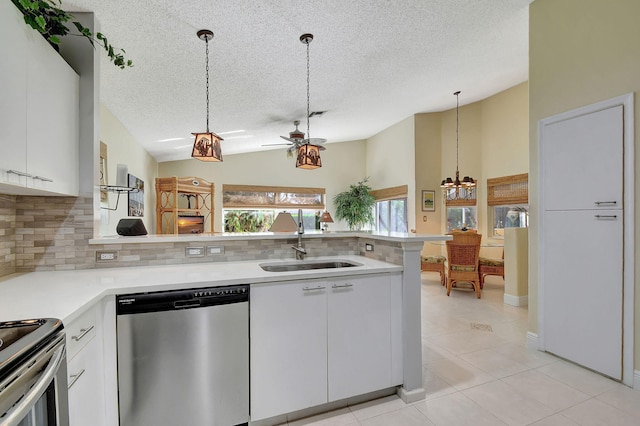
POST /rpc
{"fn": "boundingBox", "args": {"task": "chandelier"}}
[441,91,476,201]
[191,29,224,162]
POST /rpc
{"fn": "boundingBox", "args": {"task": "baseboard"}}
[527,332,538,350]
[504,293,528,306]
[634,370,640,390]
[397,386,426,403]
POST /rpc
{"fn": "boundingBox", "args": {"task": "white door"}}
[540,102,626,381]
[327,275,392,401]
[250,281,328,421]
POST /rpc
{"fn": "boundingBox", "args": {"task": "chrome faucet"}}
[292,209,307,260]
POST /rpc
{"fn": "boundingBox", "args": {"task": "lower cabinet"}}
[250,273,402,421]
[65,303,106,426]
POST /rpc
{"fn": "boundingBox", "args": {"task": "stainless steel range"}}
[0,319,69,426]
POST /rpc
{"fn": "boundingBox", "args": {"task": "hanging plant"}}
[12,0,133,69]
[333,178,376,231]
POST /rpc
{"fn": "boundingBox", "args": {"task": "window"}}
[487,173,528,237]
[222,185,325,232]
[446,206,477,232]
[370,185,408,233]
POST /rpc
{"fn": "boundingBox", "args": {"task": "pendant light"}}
[295,33,325,170]
[191,29,224,162]
[441,91,476,201]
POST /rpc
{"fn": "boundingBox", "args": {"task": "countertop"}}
[0,255,402,324]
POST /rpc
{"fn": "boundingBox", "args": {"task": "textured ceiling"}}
[63,0,531,162]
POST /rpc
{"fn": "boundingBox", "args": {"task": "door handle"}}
[68,369,86,389]
[72,325,95,342]
[302,286,326,292]
[594,201,617,206]
[331,283,354,289]
[32,175,54,182]
[7,169,32,178]
[595,215,617,219]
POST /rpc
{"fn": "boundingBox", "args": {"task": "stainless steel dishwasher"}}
[116,285,249,426]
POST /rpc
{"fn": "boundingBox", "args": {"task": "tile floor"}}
[278,273,640,425]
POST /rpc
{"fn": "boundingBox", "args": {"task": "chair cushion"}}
[421,255,446,264]
[479,257,504,267]
[451,265,476,272]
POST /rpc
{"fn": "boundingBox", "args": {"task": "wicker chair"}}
[478,250,504,288]
[445,230,483,298]
[421,255,446,285]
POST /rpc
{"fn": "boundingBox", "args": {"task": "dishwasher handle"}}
[174,300,201,309]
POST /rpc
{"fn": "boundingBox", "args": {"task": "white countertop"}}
[0,255,402,324]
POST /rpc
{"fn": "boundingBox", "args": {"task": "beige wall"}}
[366,116,417,231]
[158,140,367,232]
[529,0,640,366]
[100,105,158,236]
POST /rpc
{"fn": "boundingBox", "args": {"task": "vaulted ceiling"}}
[64,0,531,162]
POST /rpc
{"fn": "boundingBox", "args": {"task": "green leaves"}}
[12,0,132,69]
[333,178,376,231]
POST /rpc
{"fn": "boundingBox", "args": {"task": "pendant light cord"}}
[205,35,210,133]
[455,91,460,174]
[306,39,311,139]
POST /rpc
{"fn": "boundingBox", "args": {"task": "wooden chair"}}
[478,250,504,288]
[421,255,446,285]
[445,230,482,298]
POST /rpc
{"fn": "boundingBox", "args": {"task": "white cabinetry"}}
[0,1,79,196]
[65,303,106,426]
[250,273,402,421]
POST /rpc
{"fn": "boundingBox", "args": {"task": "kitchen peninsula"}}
[0,231,450,425]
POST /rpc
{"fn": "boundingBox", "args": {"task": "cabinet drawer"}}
[65,306,97,360]
[67,336,105,426]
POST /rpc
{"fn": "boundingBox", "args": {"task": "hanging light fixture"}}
[296,33,326,170]
[191,29,224,162]
[441,91,476,201]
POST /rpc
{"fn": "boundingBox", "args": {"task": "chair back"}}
[446,230,482,274]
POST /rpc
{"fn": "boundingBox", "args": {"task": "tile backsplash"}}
[0,194,404,278]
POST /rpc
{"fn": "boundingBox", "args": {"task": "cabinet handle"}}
[595,215,617,219]
[595,201,617,206]
[72,325,95,342]
[302,286,326,292]
[7,170,32,178]
[32,175,53,182]
[68,369,86,389]
[331,283,354,289]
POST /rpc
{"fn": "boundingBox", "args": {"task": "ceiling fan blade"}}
[304,138,327,145]
[280,136,302,143]
[262,143,293,147]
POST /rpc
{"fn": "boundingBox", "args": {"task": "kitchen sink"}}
[259,259,362,272]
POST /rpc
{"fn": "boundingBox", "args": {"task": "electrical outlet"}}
[207,246,224,255]
[365,243,374,252]
[185,247,205,257]
[96,251,118,262]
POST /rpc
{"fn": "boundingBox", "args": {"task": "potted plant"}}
[12,0,132,69]
[333,178,376,231]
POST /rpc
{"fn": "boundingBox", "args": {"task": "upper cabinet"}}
[0,1,79,196]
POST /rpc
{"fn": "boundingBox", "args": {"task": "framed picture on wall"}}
[422,190,435,212]
[127,174,144,217]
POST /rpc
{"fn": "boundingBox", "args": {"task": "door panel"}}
[542,105,622,211]
[543,209,622,379]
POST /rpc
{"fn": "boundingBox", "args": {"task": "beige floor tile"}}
[492,342,559,369]
[463,380,555,425]
[501,370,591,411]
[560,398,640,425]
[529,413,580,425]
[425,356,496,391]
[414,391,507,426]
[348,395,406,422]
[425,328,509,356]
[359,406,434,426]
[537,360,620,397]
[422,368,458,400]
[595,385,640,418]
[459,348,530,379]
[422,342,456,364]
[287,407,359,426]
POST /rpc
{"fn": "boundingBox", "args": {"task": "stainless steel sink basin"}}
[259,259,362,272]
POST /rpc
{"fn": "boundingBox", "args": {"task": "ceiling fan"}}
[262,120,326,156]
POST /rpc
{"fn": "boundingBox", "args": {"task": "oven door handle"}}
[2,345,66,426]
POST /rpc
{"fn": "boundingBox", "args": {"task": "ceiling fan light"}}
[191,132,223,162]
[295,144,322,169]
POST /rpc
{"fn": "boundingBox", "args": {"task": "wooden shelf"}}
[155,177,214,234]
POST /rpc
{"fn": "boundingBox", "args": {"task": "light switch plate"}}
[207,246,224,255]
[96,250,118,262]
[365,243,374,252]
[185,247,205,257]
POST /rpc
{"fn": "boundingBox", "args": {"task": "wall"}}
[158,140,367,232]
[366,116,417,231]
[529,0,640,365]
[100,105,158,236]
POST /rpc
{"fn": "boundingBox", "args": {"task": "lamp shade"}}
[268,212,298,232]
[191,132,223,162]
[295,144,322,169]
[319,211,334,223]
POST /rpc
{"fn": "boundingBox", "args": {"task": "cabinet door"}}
[0,1,28,187]
[541,105,622,211]
[26,36,79,196]
[250,281,328,421]
[68,335,106,426]
[327,275,392,401]
[542,209,623,380]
